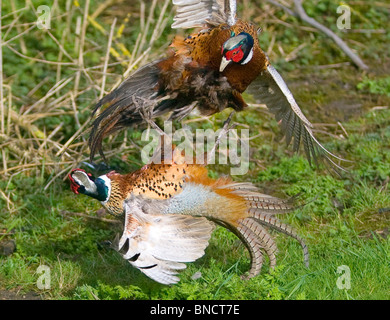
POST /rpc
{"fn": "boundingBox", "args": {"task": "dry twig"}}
[267,0,369,70]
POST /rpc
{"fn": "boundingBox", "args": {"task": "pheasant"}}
[88,0,344,173]
[69,149,309,284]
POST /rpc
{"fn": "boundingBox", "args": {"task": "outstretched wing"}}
[88,61,161,161]
[171,0,236,29]
[117,199,214,285]
[247,64,346,175]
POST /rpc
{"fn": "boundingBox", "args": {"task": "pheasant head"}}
[220,31,254,72]
[69,169,111,203]
[69,169,128,216]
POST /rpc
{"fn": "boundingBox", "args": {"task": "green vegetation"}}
[0,0,389,300]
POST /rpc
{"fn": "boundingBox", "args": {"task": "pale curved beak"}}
[219,57,231,72]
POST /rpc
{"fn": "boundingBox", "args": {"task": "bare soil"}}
[0,289,41,300]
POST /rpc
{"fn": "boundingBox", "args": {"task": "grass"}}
[0,0,390,300]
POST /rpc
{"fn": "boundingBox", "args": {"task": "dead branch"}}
[267,0,369,70]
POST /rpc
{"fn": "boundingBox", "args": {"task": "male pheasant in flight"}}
[69,149,309,284]
[89,0,344,173]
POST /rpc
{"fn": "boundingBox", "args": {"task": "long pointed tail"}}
[236,218,278,279]
[222,183,309,279]
[249,208,309,267]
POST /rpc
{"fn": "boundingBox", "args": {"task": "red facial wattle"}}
[225,45,244,63]
[69,173,80,194]
[68,168,93,195]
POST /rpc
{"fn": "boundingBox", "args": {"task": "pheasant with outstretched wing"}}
[69,150,309,284]
[89,0,345,174]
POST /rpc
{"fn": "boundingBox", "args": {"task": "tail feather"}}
[221,182,295,214]
[237,217,279,278]
[236,221,264,279]
[246,197,292,213]
[218,182,259,192]
[215,182,309,273]
[250,209,309,267]
[243,218,278,269]
[232,191,294,215]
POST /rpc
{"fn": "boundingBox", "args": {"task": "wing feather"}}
[171,0,236,29]
[88,61,161,160]
[117,199,214,285]
[247,64,346,174]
